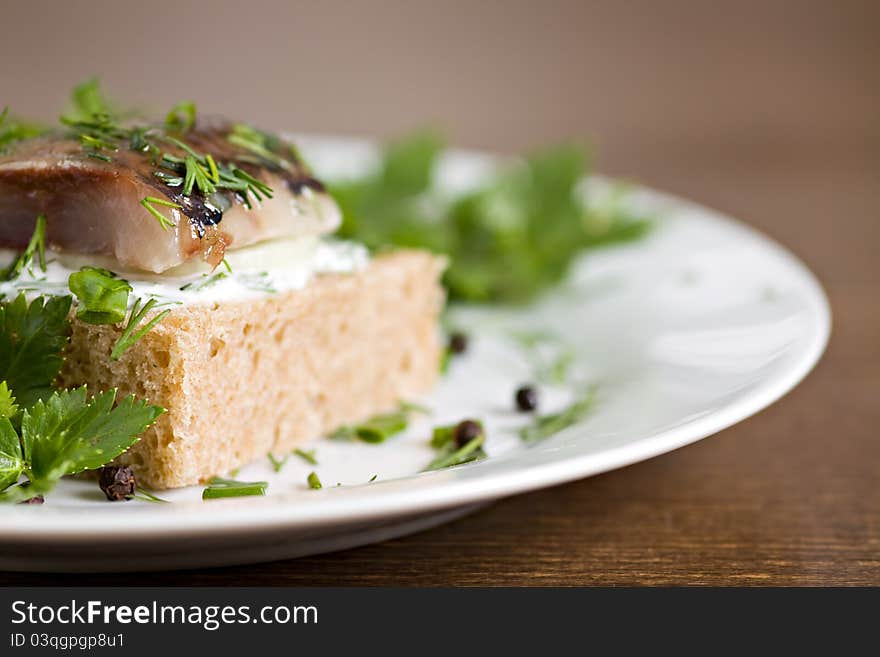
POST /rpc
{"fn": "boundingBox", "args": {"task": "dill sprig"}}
[139,196,180,231]
[183,155,216,196]
[519,386,596,443]
[294,448,318,465]
[128,488,169,503]
[157,134,273,204]
[110,297,171,361]
[178,271,227,292]
[424,434,486,471]
[2,215,47,281]
[0,107,49,154]
[227,123,287,168]
[20,80,282,229]
[267,453,289,472]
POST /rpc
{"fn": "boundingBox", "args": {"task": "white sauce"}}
[0,237,369,308]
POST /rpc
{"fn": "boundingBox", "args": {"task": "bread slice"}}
[58,250,446,489]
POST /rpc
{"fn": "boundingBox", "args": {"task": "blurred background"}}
[2,0,876,285]
[2,2,875,161]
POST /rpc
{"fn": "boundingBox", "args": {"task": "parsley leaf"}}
[22,387,163,491]
[0,382,18,419]
[331,131,650,304]
[68,267,132,325]
[0,294,72,410]
[165,101,197,133]
[66,77,114,122]
[0,415,23,490]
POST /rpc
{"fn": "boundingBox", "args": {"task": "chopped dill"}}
[140,196,180,231]
[293,448,318,465]
[2,215,46,281]
[179,271,228,292]
[110,297,171,361]
[268,452,289,472]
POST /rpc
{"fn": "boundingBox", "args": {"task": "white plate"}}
[0,138,830,572]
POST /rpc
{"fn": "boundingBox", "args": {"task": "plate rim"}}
[0,143,831,543]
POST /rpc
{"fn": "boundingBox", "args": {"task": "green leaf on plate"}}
[0,415,24,490]
[22,387,163,492]
[0,294,72,410]
[68,266,132,325]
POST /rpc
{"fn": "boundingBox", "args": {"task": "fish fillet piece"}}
[0,120,340,273]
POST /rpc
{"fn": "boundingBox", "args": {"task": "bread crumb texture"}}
[59,251,446,489]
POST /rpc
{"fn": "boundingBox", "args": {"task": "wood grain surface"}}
[0,0,876,586]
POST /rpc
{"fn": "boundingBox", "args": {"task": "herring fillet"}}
[0,120,340,273]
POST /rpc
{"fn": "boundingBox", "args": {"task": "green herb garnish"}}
[267,452,288,472]
[202,476,268,499]
[0,107,48,154]
[330,406,411,443]
[179,271,228,292]
[307,471,322,490]
[237,272,277,294]
[429,424,455,448]
[2,215,47,281]
[182,154,217,196]
[227,123,286,168]
[140,196,180,231]
[66,77,114,122]
[331,132,650,303]
[0,386,162,500]
[68,267,132,324]
[129,488,169,503]
[293,448,318,465]
[0,294,71,410]
[0,382,18,419]
[110,297,171,361]
[165,101,196,133]
[519,386,596,443]
[425,434,486,471]
[399,401,430,415]
[511,330,576,385]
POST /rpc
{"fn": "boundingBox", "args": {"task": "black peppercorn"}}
[515,385,539,412]
[453,419,483,447]
[99,465,136,502]
[448,332,468,355]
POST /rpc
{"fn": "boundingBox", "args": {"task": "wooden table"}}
[1,145,876,586]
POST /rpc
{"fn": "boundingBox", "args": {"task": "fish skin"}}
[0,120,340,273]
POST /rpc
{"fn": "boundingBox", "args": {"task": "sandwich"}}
[0,108,445,489]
